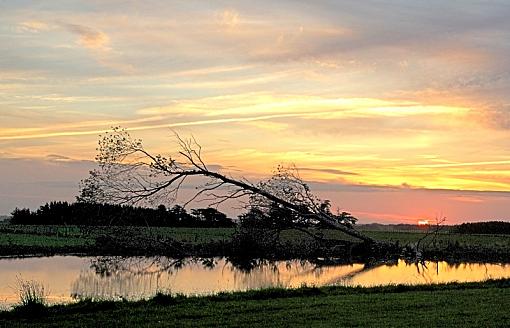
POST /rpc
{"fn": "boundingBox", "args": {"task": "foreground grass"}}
[1,280,509,327]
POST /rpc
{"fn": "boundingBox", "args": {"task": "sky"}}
[1,0,510,223]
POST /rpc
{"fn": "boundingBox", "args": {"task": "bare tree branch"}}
[78,127,375,243]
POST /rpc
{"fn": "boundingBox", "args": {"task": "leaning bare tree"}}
[78,127,375,244]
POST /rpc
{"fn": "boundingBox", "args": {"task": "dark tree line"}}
[454,221,510,235]
[10,201,236,228]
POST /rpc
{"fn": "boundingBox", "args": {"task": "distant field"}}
[1,224,509,257]
[0,225,233,243]
[366,230,510,248]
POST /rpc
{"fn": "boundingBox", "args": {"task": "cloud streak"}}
[0,112,315,141]
[0,96,472,141]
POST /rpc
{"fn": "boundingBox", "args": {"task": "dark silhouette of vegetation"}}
[454,221,510,235]
[231,200,362,259]
[10,201,235,228]
[11,277,48,317]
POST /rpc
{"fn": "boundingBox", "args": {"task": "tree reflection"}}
[87,256,398,282]
[90,256,217,277]
[78,257,384,298]
[69,256,509,302]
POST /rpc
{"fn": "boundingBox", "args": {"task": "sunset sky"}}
[1,1,509,223]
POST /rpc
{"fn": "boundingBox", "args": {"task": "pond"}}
[1,256,510,307]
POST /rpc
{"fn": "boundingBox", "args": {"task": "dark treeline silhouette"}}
[239,202,356,230]
[10,201,236,228]
[454,221,510,235]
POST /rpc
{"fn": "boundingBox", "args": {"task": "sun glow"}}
[417,220,430,226]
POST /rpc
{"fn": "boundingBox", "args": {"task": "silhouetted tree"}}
[10,208,34,224]
[192,207,236,228]
[78,127,374,243]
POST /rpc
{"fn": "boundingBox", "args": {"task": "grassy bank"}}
[1,279,509,327]
[1,225,509,261]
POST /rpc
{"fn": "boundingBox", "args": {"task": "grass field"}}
[1,280,509,327]
[1,225,509,248]
[0,232,92,248]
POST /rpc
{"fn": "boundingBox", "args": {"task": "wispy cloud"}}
[448,195,485,203]
[0,112,312,141]
[18,20,51,33]
[415,160,510,168]
[63,23,110,51]
[296,167,359,176]
[136,94,466,119]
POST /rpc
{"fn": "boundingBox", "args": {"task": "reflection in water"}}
[1,256,510,307]
[69,257,510,301]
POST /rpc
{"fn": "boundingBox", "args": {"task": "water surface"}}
[1,256,509,307]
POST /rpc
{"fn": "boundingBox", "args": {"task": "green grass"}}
[1,225,509,255]
[141,227,235,244]
[0,225,234,246]
[0,225,84,236]
[280,228,510,251]
[0,233,93,248]
[366,230,510,247]
[1,280,509,327]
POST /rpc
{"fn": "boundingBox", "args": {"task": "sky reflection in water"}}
[1,256,509,307]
